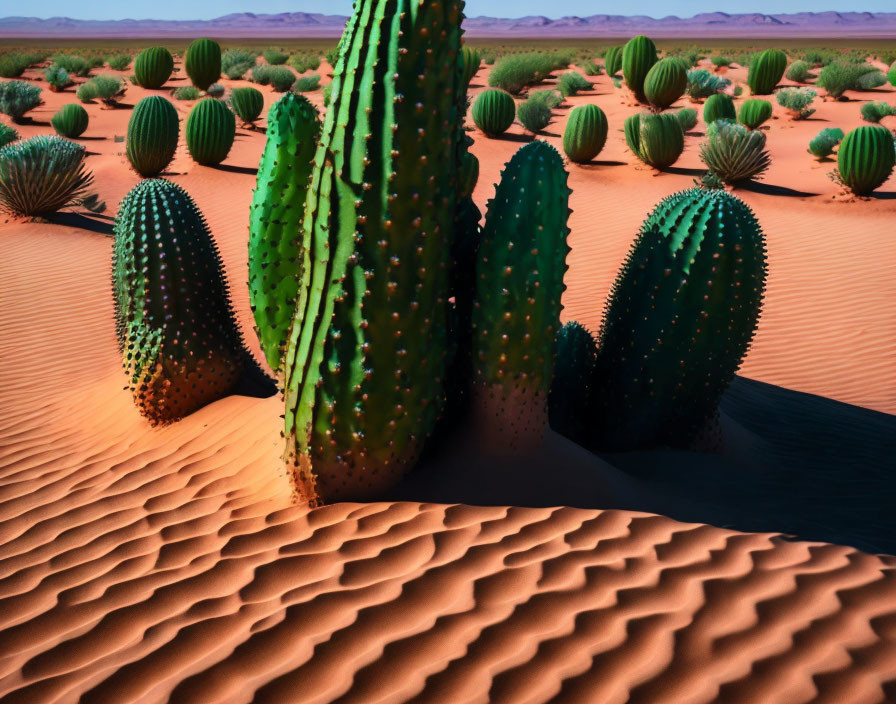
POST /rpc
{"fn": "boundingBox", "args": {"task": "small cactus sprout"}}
[621,35,658,102]
[113,179,247,424]
[738,98,772,129]
[563,104,608,163]
[51,103,89,138]
[836,125,896,195]
[472,88,516,137]
[643,57,688,111]
[548,321,597,445]
[126,95,179,177]
[676,107,698,131]
[184,38,222,91]
[747,49,787,95]
[229,86,265,126]
[604,46,623,76]
[699,119,771,185]
[185,97,236,166]
[133,47,174,89]
[808,127,844,160]
[624,112,684,170]
[703,92,736,125]
[590,188,767,451]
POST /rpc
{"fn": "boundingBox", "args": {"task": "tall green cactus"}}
[185,97,235,166]
[548,321,597,445]
[837,125,896,195]
[643,57,687,111]
[703,92,736,124]
[126,95,179,177]
[185,38,222,91]
[472,88,515,136]
[51,103,88,138]
[133,47,174,89]
[624,112,684,170]
[248,93,321,373]
[113,179,247,424]
[563,104,608,164]
[738,98,772,129]
[281,0,466,504]
[747,49,787,95]
[604,46,623,76]
[622,35,658,102]
[589,188,766,450]
[461,44,481,93]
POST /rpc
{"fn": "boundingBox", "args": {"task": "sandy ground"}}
[1,55,896,701]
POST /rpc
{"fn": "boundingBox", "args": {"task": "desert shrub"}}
[0,53,29,78]
[77,75,126,105]
[699,119,771,184]
[325,46,340,67]
[222,48,257,79]
[528,89,563,109]
[579,60,602,76]
[252,64,296,91]
[808,127,844,159]
[87,56,104,70]
[206,83,226,98]
[0,123,18,147]
[263,48,289,66]
[289,53,321,73]
[710,56,732,69]
[817,61,879,99]
[860,101,896,123]
[43,64,73,90]
[517,96,552,133]
[776,87,817,119]
[856,71,886,90]
[786,60,812,83]
[802,48,838,67]
[733,84,743,97]
[557,71,591,97]
[173,85,200,101]
[0,80,42,122]
[686,69,730,100]
[51,54,90,77]
[293,74,321,93]
[106,54,131,71]
[488,52,569,94]
[677,107,698,131]
[482,51,497,65]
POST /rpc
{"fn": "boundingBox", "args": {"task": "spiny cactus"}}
[461,44,481,92]
[622,35,658,102]
[703,92,736,124]
[133,47,174,89]
[643,57,687,111]
[472,88,515,136]
[229,86,265,126]
[126,95,179,177]
[248,93,321,373]
[604,46,623,76]
[748,49,787,95]
[563,103,608,164]
[548,321,597,445]
[51,103,88,138]
[113,179,246,424]
[836,125,896,195]
[589,188,767,451]
[738,98,772,129]
[700,119,771,185]
[185,38,222,91]
[624,112,684,170]
[185,97,235,166]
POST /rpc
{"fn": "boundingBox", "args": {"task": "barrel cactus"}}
[51,103,88,138]
[229,86,265,126]
[563,104,608,163]
[248,93,321,373]
[589,188,767,451]
[700,119,771,185]
[703,92,736,124]
[185,97,236,166]
[624,112,684,170]
[643,57,687,111]
[888,61,896,87]
[461,44,481,93]
[747,49,787,95]
[621,35,658,102]
[738,98,773,129]
[185,38,222,91]
[677,107,698,131]
[133,47,174,89]
[837,125,896,195]
[472,88,515,136]
[604,46,623,76]
[548,321,597,446]
[113,179,246,424]
[126,95,179,177]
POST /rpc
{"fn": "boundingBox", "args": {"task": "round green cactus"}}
[185,97,235,166]
[621,35,658,102]
[625,112,684,170]
[472,89,515,136]
[677,107,698,131]
[604,46,623,76]
[747,49,787,95]
[703,92,736,124]
[185,38,222,91]
[548,321,597,445]
[229,86,265,126]
[643,57,687,111]
[133,47,173,89]
[738,98,773,129]
[888,61,896,87]
[562,103,608,164]
[51,103,88,138]
[126,95,179,177]
[837,125,896,195]
[461,45,481,93]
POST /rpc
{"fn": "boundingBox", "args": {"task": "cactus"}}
[747,49,787,95]
[126,95,179,177]
[604,46,623,76]
[643,57,687,111]
[621,35,658,102]
[185,97,235,166]
[589,188,766,451]
[185,38,222,91]
[738,98,772,129]
[51,103,88,138]
[133,47,174,89]
[837,125,896,195]
[113,179,247,424]
[472,88,515,136]
[677,107,698,131]
[548,321,597,445]
[562,104,608,164]
[472,141,571,449]
[889,61,896,87]
[703,92,736,124]
[248,94,321,373]
[461,44,481,92]
[229,86,265,126]
[624,112,684,170]
[700,119,771,185]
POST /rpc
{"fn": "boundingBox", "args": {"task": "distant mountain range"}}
[2,11,896,38]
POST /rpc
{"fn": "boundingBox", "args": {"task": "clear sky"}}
[8,1,893,21]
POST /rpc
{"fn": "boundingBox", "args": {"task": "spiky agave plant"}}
[699,119,771,185]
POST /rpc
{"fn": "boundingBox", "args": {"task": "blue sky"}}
[11,1,893,20]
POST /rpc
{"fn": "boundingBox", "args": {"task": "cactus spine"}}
[563,104,608,164]
[747,49,787,95]
[126,96,179,177]
[738,98,772,129]
[548,321,597,446]
[472,88,515,136]
[604,46,623,76]
[625,112,684,170]
[185,97,235,166]
[133,47,174,89]
[51,103,88,138]
[622,35,658,102]
[229,86,265,126]
[113,179,246,424]
[590,188,766,450]
[703,92,736,124]
[185,38,222,91]
[837,125,896,195]
[248,93,321,373]
[643,57,687,111]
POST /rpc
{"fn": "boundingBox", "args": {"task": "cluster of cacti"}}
[643,57,687,111]
[622,35,658,102]
[51,103,89,138]
[738,98,772,129]
[747,49,787,95]
[185,38,222,91]
[703,92,736,124]
[699,119,771,185]
[562,104,608,163]
[472,88,515,136]
[604,46,623,76]
[676,107,698,131]
[126,95,179,177]
[808,127,844,159]
[0,80,42,122]
[185,97,235,165]
[229,86,265,126]
[133,47,174,89]
[113,179,247,424]
[836,125,896,195]
[624,112,684,169]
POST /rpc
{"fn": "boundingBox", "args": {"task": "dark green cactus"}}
[472,88,515,136]
[281,0,465,504]
[837,125,896,195]
[548,321,597,445]
[643,57,687,111]
[112,179,247,424]
[461,45,481,93]
[738,98,772,129]
[460,148,479,198]
[589,188,767,451]
[621,35,658,102]
[703,92,736,124]
[126,95,179,177]
[51,103,88,138]
[747,49,787,95]
[185,38,222,91]
[563,104,608,164]
[229,86,264,126]
[248,93,321,373]
[604,46,622,76]
[624,112,684,170]
[133,47,173,89]
[185,97,235,166]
